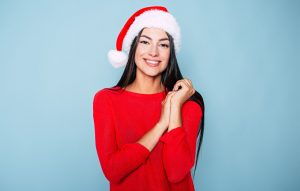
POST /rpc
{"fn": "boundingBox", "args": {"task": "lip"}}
[144,59,160,67]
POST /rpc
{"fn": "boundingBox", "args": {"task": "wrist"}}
[168,120,182,130]
[169,104,182,131]
[171,103,182,111]
[157,121,168,131]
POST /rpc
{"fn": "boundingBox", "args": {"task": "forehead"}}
[140,27,169,39]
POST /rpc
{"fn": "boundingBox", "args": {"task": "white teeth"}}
[146,60,159,65]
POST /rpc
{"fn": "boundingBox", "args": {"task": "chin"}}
[144,71,161,77]
[139,68,162,77]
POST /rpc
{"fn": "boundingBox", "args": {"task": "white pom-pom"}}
[107,50,128,68]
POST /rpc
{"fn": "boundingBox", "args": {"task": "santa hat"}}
[108,6,181,68]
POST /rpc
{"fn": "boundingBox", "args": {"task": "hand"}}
[158,91,176,129]
[171,78,196,108]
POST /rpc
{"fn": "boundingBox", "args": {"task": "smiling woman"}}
[134,28,170,77]
[93,6,205,191]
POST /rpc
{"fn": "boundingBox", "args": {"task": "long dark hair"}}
[108,29,205,177]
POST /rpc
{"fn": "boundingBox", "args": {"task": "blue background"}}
[1,0,299,191]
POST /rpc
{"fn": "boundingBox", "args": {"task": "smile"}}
[144,59,160,67]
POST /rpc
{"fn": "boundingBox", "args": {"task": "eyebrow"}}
[140,35,169,42]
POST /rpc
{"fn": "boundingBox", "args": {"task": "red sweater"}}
[93,86,203,191]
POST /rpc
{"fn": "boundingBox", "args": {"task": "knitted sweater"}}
[93,86,203,191]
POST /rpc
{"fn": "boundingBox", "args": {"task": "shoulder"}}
[93,86,122,100]
[94,88,109,99]
[183,100,202,111]
[93,86,126,107]
[93,87,115,105]
[182,100,203,118]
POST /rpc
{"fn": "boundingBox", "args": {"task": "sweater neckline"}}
[120,87,168,98]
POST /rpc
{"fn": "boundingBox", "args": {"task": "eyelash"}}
[140,40,149,45]
[139,41,169,48]
[160,44,169,48]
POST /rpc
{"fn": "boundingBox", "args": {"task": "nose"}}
[148,44,158,57]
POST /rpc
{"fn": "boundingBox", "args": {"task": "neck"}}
[125,74,165,94]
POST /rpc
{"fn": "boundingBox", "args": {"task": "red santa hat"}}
[108,6,181,68]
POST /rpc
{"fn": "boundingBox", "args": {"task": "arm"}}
[137,122,167,151]
[159,101,203,183]
[93,91,151,184]
[137,91,174,151]
[93,90,169,184]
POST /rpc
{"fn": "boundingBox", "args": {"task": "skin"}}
[125,28,195,152]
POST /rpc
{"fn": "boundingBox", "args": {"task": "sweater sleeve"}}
[93,90,151,184]
[159,100,203,183]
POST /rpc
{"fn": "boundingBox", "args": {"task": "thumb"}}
[166,91,176,101]
[173,83,182,91]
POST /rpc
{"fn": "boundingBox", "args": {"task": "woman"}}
[93,6,205,191]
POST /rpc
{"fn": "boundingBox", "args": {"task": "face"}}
[134,27,170,77]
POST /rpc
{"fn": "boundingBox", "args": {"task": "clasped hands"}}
[159,78,196,131]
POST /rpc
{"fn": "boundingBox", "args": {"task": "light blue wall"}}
[0,0,299,191]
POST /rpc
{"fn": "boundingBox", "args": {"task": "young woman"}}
[93,6,205,191]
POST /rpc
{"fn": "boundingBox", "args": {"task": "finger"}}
[191,88,196,94]
[183,79,195,94]
[162,93,172,104]
[166,91,176,98]
[166,92,176,102]
[184,78,192,87]
[183,78,194,88]
[165,91,173,99]
[179,80,189,90]
[172,82,179,91]
[172,80,182,91]
[162,92,172,103]
[173,81,188,91]
[188,80,194,89]
[182,79,190,88]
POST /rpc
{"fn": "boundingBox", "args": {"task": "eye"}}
[160,43,169,48]
[140,40,150,45]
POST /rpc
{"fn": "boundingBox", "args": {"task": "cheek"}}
[134,48,142,61]
[136,45,148,56]
[134,53,141,66]
[134,50,145,66]
[162,53,170,67]
[162,50,170,61]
